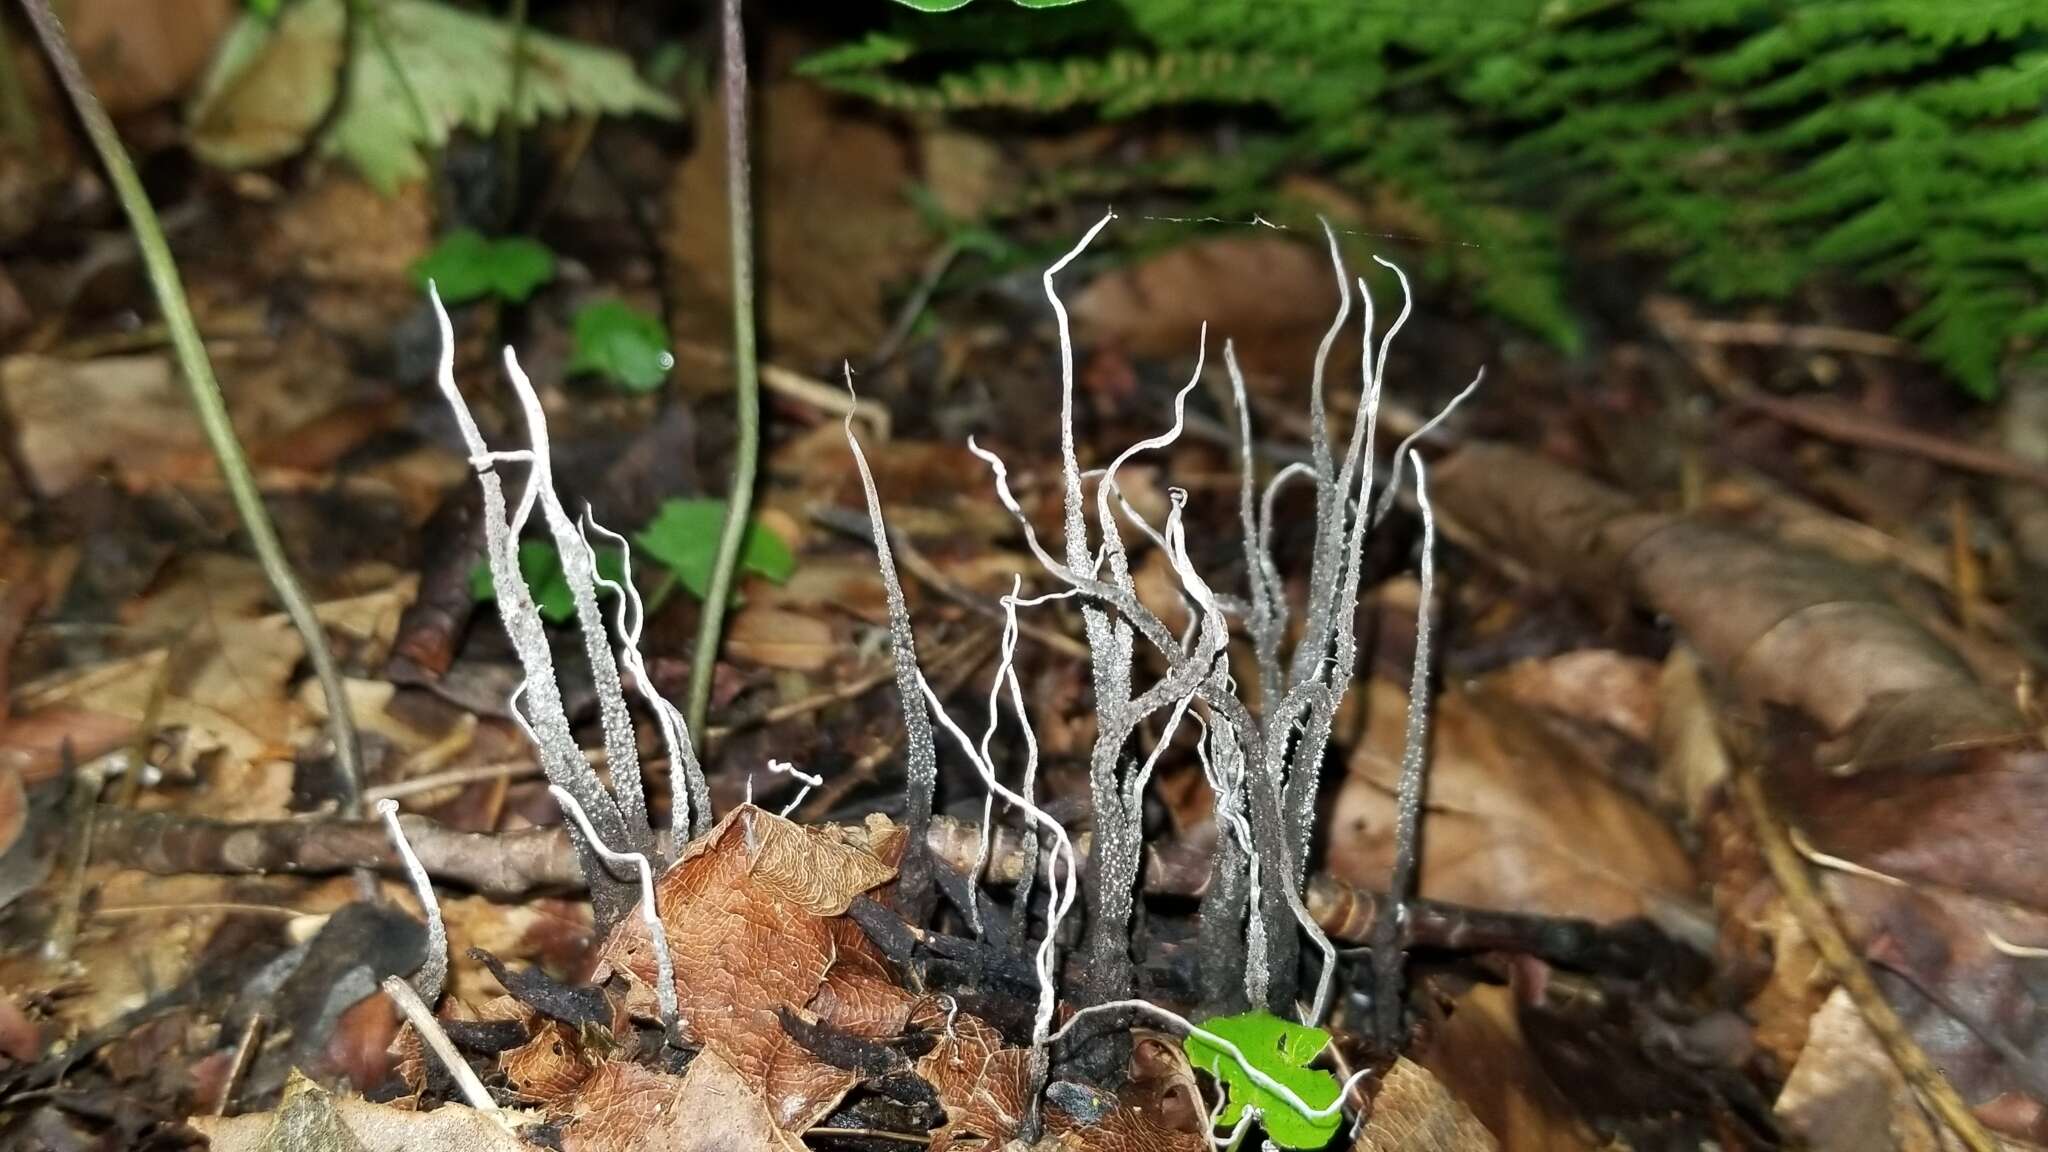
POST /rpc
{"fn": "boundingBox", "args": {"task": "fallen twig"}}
[672,342,891,443]
[88,807,1676,975]
[1729,754,1998,1152]
[1648,297,2048,490]
[1649,299,1917,359]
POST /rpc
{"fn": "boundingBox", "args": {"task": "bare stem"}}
[16,0,364,819]
[686,0,761,739]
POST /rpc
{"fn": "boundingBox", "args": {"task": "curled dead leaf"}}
[1432,444,2025,769]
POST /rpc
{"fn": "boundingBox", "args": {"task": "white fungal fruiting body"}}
[964,215,1463,1035]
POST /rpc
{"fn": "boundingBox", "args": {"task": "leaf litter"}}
[6,26,2048,1152]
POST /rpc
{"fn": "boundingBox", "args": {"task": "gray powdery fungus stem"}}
[961,213,1466,1045]
[427,287,711,932]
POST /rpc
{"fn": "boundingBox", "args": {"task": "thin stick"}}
[17,0,364,820]
[44,749,108,960]
[380,976,502,1116]
[686,0,761,739]
[212,1014,264,1116]
[498,0,530,227]
[672,343,890,442]
[1649,299,2048,490]
[1730,762,1997,1152]
[807,1129,931,1147]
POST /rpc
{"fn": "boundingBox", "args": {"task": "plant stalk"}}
[18,0,365,818]
[498,0,529,227]
[686,0,759,741]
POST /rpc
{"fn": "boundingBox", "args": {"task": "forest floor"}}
[0,18,2045,1152]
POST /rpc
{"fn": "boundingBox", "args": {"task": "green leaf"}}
[189,0,679,192]
[1183,1011,1340,1150]
[797,33,916,77]
[244,0,280,15]
[414,229,556,304]
[470,540,624,623]
[887,0,1086,8]
[634,499,794,600]
[567,300,673,392]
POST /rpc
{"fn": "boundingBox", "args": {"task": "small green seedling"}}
[568,300,672,393]
[634,498,794,600]
[471,540,624,624]
[413,229,556,305]
[469,502,791,620]
[1183,1011,1342,1149]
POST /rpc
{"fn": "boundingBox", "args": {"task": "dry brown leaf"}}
[1483,650,1660,744]
[502,1019,598,1109]
[1071,234,1343,365]
[1432,443,2025,768]
[189,1073,526,1152]
[0,766,24,860]
[565,1053,806,1152]
[70,0,235,113]
[596,804,896,1130]
[725,607,835,672]
[920,128,1006,220]
[1356,1057,1499,1152]
[666,80,926,369]
[1045,1098,1208,1152]
[767,558,891,623]
[1652,646,1730,825]
[914,1007,1032,1152]
[785,429,1014,543]
[12,581,414,820]
[1775,989,1967,1152]
[1418,984,1602,1152]
[1679,672,2048,1140]
[0,991,38,1065]
[811,963,916,1039]
[0,355,207,496]
[1329,679,1695,924]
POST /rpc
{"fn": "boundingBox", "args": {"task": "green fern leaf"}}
[189,0,677,192]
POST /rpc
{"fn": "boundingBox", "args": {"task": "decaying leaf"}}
[187,0,678,191]
[595,804,898,1131]
[1417,984,1603,1152]
[1431,443,2026,768]
[724,607,836,673]
[0,355,207,496]
[564,1052,806,1152]
[665,80,926,368]
[1484,650,1660,745]
[1330,678,1696,925]
[1071,234,1344,366]
[189,1071,527,1152]
[1355,1057,1499,1152]
[12,582,413,818]
[1674,659,2048,1143]
[914,1006,1032,1152]
[1043,1096,1208,1152]
[68,0,236,113]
